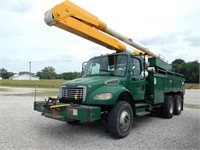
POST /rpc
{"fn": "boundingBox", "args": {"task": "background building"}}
[10,74,39,80]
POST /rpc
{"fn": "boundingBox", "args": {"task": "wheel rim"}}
[119,110,131,131]
[177,99,181,111]
[169,101,173,114]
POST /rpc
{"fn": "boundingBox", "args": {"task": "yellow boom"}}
[44,0,161,58]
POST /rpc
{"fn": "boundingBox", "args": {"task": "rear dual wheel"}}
[158,94,182,118]
[174,95,182,115]
[162,95,174,118]
[67,120,80,124]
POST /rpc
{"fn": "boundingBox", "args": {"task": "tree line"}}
[0,67,80,80]
[0,59,199,83]
[36,67,80,80]
[172,59,199,83]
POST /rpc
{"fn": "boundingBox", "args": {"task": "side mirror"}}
[132,66,136,71]
[82,62,87,71]
[80,71,84,76]
[141,71,149,78]
[81,62,87,76]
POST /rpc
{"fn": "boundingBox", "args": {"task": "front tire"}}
[108,101,133,139]
[162,95,174,119]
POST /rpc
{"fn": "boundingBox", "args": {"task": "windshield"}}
[83,54,127,77]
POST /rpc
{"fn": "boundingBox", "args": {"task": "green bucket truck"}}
[34,0,185,139]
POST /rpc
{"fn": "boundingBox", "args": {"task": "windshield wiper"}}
[99,69,110,73]
[99,69,117,76]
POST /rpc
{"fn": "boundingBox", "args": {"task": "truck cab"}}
[58,53,145,106]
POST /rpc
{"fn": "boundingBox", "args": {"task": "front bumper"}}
[34,101,101,122]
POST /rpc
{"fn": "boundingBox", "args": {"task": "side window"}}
[132,58,141,76]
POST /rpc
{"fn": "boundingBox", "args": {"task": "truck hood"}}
[61,76,127,105]
[61,76,121,88]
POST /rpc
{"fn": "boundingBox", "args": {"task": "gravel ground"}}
[0,88,199,150]
[184,89,200,105]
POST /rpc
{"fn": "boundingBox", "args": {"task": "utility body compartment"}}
[146,58,185,104]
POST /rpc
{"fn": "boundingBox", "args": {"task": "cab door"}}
[129,56,145,100]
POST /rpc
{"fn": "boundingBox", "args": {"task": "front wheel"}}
[108,101,133,139]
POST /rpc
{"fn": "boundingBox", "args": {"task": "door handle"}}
[142,85,145,91]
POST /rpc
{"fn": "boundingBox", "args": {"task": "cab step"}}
[136,111,151,117]
[135,103,148,108]
[135,103,148,114]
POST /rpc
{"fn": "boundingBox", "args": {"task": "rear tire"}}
[155,106,163,117]
[162,95,174,119]
[67,120,80,124]
[108,101,133,139]
[174,95,182,115]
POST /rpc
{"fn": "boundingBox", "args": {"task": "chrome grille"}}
[61,87,86,101]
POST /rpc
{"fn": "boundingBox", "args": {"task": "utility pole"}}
[29,61,31,87]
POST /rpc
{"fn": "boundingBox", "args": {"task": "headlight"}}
[93,93,112,100]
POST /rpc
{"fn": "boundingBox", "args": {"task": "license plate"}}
[68,108,78,116]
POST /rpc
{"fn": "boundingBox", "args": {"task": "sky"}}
[0,0,199,74]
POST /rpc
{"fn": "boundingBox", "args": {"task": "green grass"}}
[0,80,199,89]
[184,103,200,109]
[0,80,67,88]
[185,83,200,89]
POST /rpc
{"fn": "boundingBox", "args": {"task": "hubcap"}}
[169,101,173,114]
[177,99,181,111]
[119,110,131,131]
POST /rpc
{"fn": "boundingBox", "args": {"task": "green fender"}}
[85,84,131,105]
